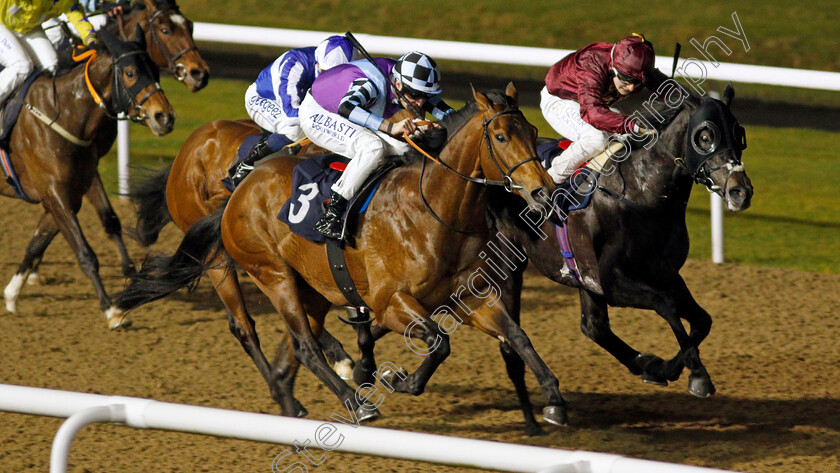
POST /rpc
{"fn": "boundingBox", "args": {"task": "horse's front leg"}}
[655,281,715,397]
[41,191,128,329]
[579,289,659,378]
[497,264,544,436]
[85,172,136,277]
[377,291,450,396]
[469,298,569,429]
[603,276,714,397]
[4,212,60,313]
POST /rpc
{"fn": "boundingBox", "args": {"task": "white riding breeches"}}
[0,24,58,104]
[540,86,609,183]
[299,92,409,200]
[244,83,306,141]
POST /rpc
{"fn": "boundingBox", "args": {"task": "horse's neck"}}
[421,116,489,230]
[72,55,115,130]
[609,112,694,208]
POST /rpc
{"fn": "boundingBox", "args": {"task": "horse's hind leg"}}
[41,193,127,329]
[207,264,274,386]
[269,284,334,417]
[86,173,136,277]
[251,268,379,421]
[4,212,59,313]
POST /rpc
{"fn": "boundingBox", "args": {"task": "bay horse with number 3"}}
[117,84,573,426]
[0,28,174,328]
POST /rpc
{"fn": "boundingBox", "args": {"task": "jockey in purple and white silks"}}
[227,35,357,186]
[299,50,454,241]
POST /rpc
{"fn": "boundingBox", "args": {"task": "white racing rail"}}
[0,383,739,473]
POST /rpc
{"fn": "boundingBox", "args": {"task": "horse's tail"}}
[130,163,173,246]
[114,202,229,312]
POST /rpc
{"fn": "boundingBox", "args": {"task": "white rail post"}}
[708,91,724,264]
[117,115,130,198]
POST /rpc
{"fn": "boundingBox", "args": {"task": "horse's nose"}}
[190,68,209,89]
[154,111,175,132]
[727,186,751,210]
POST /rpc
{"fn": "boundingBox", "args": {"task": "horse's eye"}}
[495,133,506,143]
[125,69,136,79]
[161,27,170,35]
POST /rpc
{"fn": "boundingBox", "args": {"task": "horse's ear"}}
[472,84,492,112]
[505,82,518,107]
[722,82,735,106]
[133,23,146,49]
[98,26,119,53]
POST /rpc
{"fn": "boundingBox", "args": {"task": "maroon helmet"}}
[611,34,655,84]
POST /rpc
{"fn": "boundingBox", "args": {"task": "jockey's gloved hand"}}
[98,0,130,16]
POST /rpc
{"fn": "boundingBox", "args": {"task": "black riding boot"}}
[314,191,348,240]
[227,135,274,187]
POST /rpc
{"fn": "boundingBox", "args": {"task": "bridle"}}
[412,107,541,234]
[72,46,164,122]
[649,102,746,200]
[117,4,198,81]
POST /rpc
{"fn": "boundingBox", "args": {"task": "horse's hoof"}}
[123,265,137,278]
[634,353,664,371]
[356,405,380,423]
[378,367,408,391]
[295,401,309,418]
[353,363,376,386]
[334,359,354,380]
[105,308,132,330]
[642,372,669,386]
[542,405,569,426]
[688,375,716,398]
[523,423,545,437]
[26,273,38,286]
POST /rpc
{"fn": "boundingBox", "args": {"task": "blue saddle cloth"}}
[277,154,385,243]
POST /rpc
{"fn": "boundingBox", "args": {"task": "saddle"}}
[277,153,397,245]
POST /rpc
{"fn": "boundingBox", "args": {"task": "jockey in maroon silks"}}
[540,33,667,183]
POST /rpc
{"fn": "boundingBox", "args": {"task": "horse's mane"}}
[402,89,513,164]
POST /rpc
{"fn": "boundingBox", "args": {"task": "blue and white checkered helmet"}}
[314,36,357,71]
[392,51,442,95]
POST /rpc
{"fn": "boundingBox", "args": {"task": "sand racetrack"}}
[0,196,838,472]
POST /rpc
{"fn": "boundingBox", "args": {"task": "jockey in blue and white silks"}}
[227,35,357,186]
[299,51,454,241]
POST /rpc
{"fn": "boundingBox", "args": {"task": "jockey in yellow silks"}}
[0,0,96,105]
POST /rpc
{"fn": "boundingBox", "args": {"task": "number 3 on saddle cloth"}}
[536,138,602,287]
[277,153,396,245]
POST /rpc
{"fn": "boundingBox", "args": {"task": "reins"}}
[71,45,164,122]
[405,108,540,234]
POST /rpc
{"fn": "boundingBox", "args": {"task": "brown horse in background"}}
[0,29,174,329]
[27,0,210,285]
[117,84,571,427]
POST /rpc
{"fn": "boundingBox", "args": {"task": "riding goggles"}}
[613,68,642,86]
